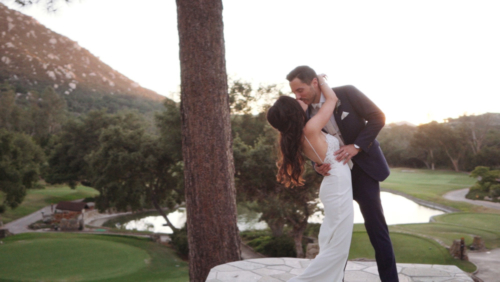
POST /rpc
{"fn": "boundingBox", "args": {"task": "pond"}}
[102,192,445,234]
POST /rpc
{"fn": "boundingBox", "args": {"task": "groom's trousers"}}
[351,164,399,282]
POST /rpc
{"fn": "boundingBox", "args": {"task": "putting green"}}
[0,236,150,281]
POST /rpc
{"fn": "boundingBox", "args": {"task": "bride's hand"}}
[317,73,328,82]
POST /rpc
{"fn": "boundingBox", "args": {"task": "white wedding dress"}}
[288,132,354,282]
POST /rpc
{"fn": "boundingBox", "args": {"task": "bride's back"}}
[302,131,330,165]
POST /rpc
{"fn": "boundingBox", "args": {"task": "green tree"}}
[0,83,17,131]
[234,125,321,258]
[86,124,183,231]
[44,110,145,188]
[467,166,500,200]
[0,83,68,147]
[411,122,442,170]
[86,101,184,231]
[454,114,499,155]
[378,124,417,167]
[0,129,45,219]
[436,122,470,172]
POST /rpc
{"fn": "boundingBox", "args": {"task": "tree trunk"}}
[291,219,308,258]
[176,1,241,281]
[451,159,460,172]
[267,218,285,237]
[429,149,435,170]
[151,196,177,232]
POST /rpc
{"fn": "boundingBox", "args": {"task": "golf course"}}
[1,168,499,281]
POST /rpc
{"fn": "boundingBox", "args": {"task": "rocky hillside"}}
[0,3,166,113]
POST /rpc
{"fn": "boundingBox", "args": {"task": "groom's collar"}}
[311,93,341,109]
[311,93,325,109]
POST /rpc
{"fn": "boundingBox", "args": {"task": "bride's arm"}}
[304,75,338,135]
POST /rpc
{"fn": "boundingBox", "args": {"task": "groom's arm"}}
[344,85,385,154]
[312,161,331,176]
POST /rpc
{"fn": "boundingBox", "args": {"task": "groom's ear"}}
[311,77,318,87]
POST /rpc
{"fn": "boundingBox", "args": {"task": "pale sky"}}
[4,0,500,125]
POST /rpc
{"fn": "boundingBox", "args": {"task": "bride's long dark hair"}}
[267,96,307,187]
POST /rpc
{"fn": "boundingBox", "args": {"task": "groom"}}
[287,66,399,282]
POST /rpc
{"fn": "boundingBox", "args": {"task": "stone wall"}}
[59,218,83,231]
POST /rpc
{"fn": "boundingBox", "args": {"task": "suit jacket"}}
[307,85,390,182]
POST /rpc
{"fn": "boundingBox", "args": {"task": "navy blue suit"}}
[307,85,399,282]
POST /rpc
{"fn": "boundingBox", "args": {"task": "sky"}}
[4,0,500,125]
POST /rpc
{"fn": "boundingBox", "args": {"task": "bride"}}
[266,74,353,282]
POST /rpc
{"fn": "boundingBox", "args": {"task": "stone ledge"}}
[207,258,474,282]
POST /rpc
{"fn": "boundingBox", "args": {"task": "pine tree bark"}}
[176,1,241,281]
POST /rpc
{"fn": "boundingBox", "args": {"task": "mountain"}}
[0,3,166,113]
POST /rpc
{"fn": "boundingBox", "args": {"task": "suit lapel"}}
[334,99,346,135]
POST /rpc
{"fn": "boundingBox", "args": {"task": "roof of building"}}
[55,201,89,212]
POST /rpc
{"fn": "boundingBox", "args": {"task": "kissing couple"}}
[266,66,399,282]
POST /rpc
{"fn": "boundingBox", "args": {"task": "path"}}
[443,188,500,210]
[3,205,52,234]
[468,249,500,282]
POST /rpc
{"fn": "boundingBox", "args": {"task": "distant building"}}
[53,201,92,231]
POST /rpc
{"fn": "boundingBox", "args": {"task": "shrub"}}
[248,235,296,257]
[304,223,321,238]
[466,185,488,200]
[489,184,500,199]
[170,226,189,259]
[240,229,272,241]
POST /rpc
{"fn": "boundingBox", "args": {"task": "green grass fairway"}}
[0,233,189,282]
[0,184,99,224]
[391,223,500,249]
[349,230,476,273]
[433,213,500,233]
[382,168,500,213]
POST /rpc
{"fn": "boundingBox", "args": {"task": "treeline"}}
[2,78,499,258]
[378,115,500,172]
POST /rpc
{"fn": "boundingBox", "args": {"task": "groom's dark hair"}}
[286,65,317,85]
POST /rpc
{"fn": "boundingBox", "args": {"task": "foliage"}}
[247,235,298,257]
[0,82,68,147]
[379,114,500,171]
[466,166,500,201]
[170,226,189,259]
[378,124,419,167]
[0,129,45,213]
[410,122,442,170]
[234,120,322,257]
[44,109,147,188]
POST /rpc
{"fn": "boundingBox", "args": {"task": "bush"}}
[466,185,489,200]
[240,229,272,241]
[489,184,500,199]
[170,226,189,259]
[247,235,297,257]
[304,223,321,238]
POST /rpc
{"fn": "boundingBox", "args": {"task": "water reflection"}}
[113,192,444,234]
[309,192,444,225]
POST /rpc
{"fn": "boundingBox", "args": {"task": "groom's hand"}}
[314,163,331,176]
[335,145,360,164]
